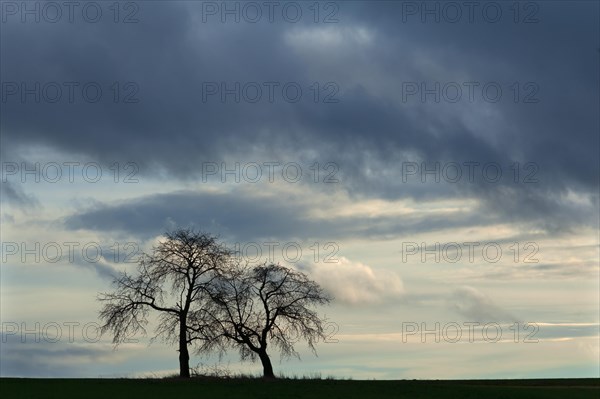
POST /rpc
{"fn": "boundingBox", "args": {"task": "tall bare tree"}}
[98,229,231,378]
[200,262,332,378]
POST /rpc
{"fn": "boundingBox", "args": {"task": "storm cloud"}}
[2,1,598,237]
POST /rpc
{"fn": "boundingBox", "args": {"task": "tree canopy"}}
[98,229,232,378]
[98,229,332,378]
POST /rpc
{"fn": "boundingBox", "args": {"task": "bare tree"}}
[98,229,231,378]
[201,262,332,379]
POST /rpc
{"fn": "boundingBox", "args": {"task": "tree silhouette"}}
[98,229,231,378]
[201,262,332,379]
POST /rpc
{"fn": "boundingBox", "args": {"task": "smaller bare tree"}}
[98,229,231,378]
[200,262,332,379]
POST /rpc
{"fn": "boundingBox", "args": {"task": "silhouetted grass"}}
[1,378,598,398]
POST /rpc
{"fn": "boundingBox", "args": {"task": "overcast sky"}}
[1,0,599,379]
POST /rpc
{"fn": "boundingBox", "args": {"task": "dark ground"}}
[1,378,599,399]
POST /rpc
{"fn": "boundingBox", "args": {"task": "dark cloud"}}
[1,1,598,234]
[61,188,495,243]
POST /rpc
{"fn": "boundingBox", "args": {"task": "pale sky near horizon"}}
[1,0,599,379]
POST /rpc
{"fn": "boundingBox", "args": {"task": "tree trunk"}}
[258,350,275,379]
[178,322,190,378]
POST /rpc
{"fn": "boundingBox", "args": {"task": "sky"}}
[0,0,599,379]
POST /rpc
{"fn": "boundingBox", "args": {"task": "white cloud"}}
[303,257,404,305]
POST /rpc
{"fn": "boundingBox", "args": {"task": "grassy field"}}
[1,378,599,399]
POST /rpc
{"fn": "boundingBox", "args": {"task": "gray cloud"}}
[447,286,518,323]
[1,1,597,236]
[0,334,112,377]
[0,182,40,209]
[61,188,495,244]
